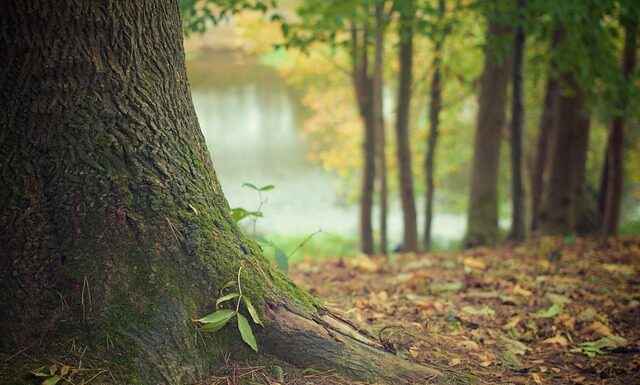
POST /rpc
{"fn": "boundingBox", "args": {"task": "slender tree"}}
[351,21,377,255]
[423,0,446,251]
[600,4,638,236]
[394,0,419,252]
[508,0,526,240]
[0,1,443,383]
[466,17,511,247]
[373,0,388,255]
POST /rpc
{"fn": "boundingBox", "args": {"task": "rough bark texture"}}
[395,0,419,252]
[424,0,445,252]
[0,1,448,384]
[373,2,388,255]
[601,8,638,236]
[466,20,510,247]
[508,0,526,241]
[540,73,591,235]
[352,24,376,255]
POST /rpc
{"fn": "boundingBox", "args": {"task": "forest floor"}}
[284,236,640,385]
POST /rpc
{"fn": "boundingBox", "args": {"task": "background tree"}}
[394,0,419,252]
[423,0,446,251]
[0,1,443,383]
[508,0,526,240]
[466,2,511,247]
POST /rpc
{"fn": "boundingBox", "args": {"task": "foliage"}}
[180,0,278,35]
[194,266,263,351]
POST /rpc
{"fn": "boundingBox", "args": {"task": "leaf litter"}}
[289,236,640,384]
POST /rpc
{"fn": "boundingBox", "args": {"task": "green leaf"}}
[461,305,495,317]
[533,303,561,318]
[274,245,289,274]
[259,184,275,191]
[41,376,62,385]
[216,293,240,308]
[237,313,258,351]
[242,182,259,191]
[220,280,237,292]
[231,207,250,222]
[196,309,235,332]
[243,297,264,327]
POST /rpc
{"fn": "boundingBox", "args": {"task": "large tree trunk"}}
[508,0,526,241]
[540,73,591,235]
[600,8,638,236]
[0,2,445,384]
[352,24,376,255]
[373,1,388,255]
[424,0,445,252]
[395,0,419,253]
[466,20,510,247]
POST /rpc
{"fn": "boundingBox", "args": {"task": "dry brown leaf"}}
[542,335,568,346]
[512,284,533,297]
[582,321,612,337]
[463,257,486,270]
[458,340,481,351]
[409,346,419,358]
[448,358,461,367]
[532,373,543,385]
[503,315,521,330]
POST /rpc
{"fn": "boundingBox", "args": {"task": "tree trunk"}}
[395,0,419,253]
[601,8,638,236]
[466,20,510,247]
[373,1,388,255]
[0,2,445,383]
[508,0,526,241]
[540,72,590,235]
[424,0,445,252]
[351,24,376,255]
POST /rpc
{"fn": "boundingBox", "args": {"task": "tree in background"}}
[394,0,419,252]
[466,2,511,247]
[508,0,526,240]
[423,0,446,251]
[600,2,639,236]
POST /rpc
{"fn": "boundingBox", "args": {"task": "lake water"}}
[187,51,466,245]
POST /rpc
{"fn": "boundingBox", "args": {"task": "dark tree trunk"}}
[0,2,445,383]
[395,0,419,252]
[508,0,526,241]
[351,24,376,255]
[540,73,591,235]
[373,1,388,255]
[466,20,510,247]
[424,0,445,252]
[531,77,558,233]
[601,8,638,236]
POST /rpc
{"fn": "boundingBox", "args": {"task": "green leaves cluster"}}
[194,272,264,352]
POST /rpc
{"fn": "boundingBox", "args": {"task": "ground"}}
[285,236,639,385]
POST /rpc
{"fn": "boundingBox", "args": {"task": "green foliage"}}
[180,0,277,35]
[194,266,263,351]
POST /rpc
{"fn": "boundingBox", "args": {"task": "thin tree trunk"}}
[509,0,526,240]
[466,20,511,247]
[601,8,638,236]
[373,1,388,255]
[424,0,445,251]
[0,2,445,383]
[351,24,376,255]
[540,72,590,234]
[395,0,418,252]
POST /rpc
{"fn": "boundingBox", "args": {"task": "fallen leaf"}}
[512,284,532,297]
[533,304,560,318]
[462,305,495,317]
[503,315,521,330]
[532,373,543,384]
[542,335,568,346]
[463,257,486,270]
[458,340,481,351]
[448,358,461,367]
[582,321,612,337]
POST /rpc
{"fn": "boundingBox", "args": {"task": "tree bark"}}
[395,0,419,252]
[601,7,638,236]
[466,20,510,247]
[373,1,388,255]
[508,0,526,241]
[0,2,446,383]
[351,23,376,255]
[424,0,445,252]
[540,72,590,235]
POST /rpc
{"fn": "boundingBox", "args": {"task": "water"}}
[187,51,465,245]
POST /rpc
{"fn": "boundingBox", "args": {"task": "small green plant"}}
[230,183,274,235]
[193,265,263,351]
